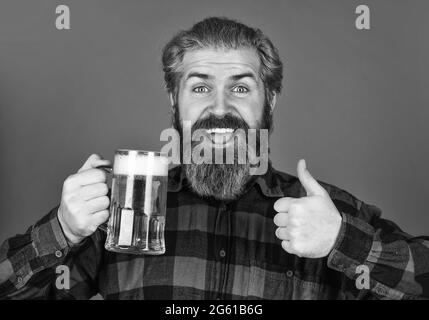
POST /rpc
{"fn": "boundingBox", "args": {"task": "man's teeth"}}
[206,128,234,134]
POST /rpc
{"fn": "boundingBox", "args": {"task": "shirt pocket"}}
[246,260,330,300]
[247,261,293,300]
[290,275,323,300]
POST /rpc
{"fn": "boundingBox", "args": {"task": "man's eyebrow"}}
[230,72,257,82]
[185,72,212,81]
[185,72,258,82]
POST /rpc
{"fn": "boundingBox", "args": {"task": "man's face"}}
[176,47,265,133]
[172,47,269,200]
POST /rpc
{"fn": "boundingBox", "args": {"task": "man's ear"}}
[270,93,277,111]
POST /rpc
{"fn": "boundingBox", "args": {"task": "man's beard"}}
[173,103,272,201]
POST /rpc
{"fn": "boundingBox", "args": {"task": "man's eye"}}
[193,86,209,93]
[232,86,249,93]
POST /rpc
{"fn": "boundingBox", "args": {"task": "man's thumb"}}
[297,159,326,196]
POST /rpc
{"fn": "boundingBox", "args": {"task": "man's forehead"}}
[181,47,260,78]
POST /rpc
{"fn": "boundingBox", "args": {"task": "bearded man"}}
[1,17,428,300]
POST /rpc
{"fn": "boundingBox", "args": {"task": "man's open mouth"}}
[205,128,235,146]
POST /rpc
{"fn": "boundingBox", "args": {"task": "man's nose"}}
[209,92,232,117]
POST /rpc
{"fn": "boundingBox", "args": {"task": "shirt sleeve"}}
[0,206,103,300]
[327,201,429,299]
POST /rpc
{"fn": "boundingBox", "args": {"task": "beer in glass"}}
[104,150,168,255]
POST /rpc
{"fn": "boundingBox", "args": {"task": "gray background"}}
[1,0,428,244]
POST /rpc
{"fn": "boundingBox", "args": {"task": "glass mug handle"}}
[96,164,113,233]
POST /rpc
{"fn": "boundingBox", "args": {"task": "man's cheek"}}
[235,103,263,129]
[179,103,208,124]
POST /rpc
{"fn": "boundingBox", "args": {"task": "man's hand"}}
[57,154,111,245]
[273,159,342,258]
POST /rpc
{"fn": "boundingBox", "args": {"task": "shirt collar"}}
[167,162,285,198]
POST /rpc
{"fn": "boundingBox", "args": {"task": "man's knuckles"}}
[274,198,308,214]
[274,210,303,228]
[80,168,108,182]
[64,193,109,215]
[79,183,109,199]
[63,174,77,191]
[288,213,303,227]
[64,169,107,189]
[275,226,301,241]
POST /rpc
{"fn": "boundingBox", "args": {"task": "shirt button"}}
[55,250,63,258]
[219,249,226,258]
[375,286,386,295]
[286,270,294,277]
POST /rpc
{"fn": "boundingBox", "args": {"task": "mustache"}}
[191,114,250,132]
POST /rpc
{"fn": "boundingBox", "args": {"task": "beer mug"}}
[101,149,168,255]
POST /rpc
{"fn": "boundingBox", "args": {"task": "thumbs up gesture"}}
[273,159,342,258]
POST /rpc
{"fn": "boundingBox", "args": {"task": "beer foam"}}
[113,152,168,176]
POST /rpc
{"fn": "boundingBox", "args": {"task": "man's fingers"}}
[281,240,296,255]
[275,227,290,240]
[86,196,110,213]
[89,210,110,229]
[78,154,111,173]
[69,168,108,188]
[274,197,294,213]
[77,183,109,201]
[273,212,289,227]
[297,159,327,197]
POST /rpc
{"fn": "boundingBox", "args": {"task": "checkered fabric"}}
[1,163,428,299]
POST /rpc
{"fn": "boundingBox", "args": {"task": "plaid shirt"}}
[1,163,428,300]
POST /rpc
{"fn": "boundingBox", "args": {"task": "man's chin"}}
[184,163,250,201]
